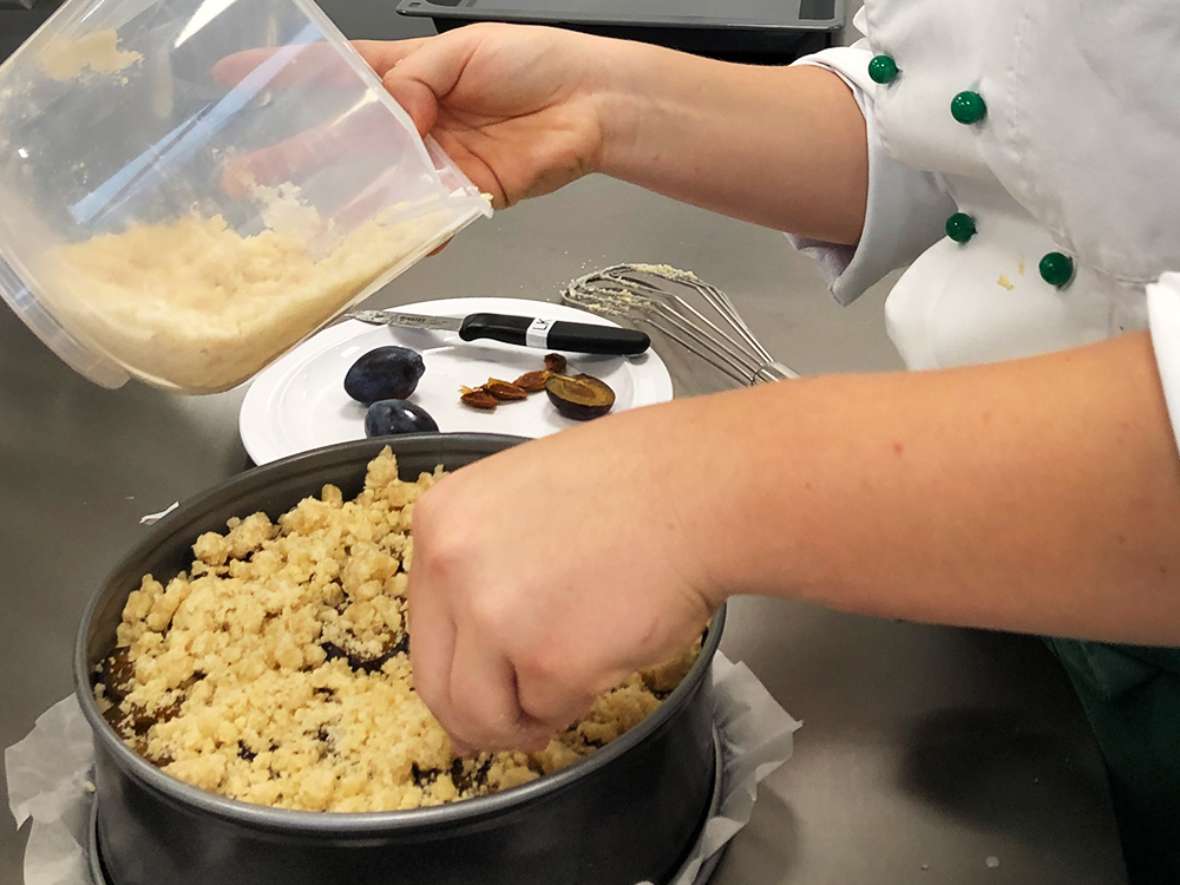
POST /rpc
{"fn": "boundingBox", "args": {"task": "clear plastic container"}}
[0,0,491,393]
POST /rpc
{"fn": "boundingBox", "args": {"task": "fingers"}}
[444,623,549,752]
[410,553,554,751]
[212,36,458,196]
[211,47,283,88]
[353,38,432,78]
[211,38,432,89]
[410,505,569,751]
[381,33,478,137]
[212,42,352,90]
[431,622,593,752]
[218,102,391,199]
[212,33,487,206]
[221,123,343,197]
[515,655,600,739]
[406,478,602,754]
[407,567,462,752]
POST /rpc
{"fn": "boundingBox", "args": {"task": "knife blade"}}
[349,310,461,332]
[346,309,650,356]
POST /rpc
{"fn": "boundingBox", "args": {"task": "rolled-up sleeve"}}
[787,43,956,305]
[1148,273,1180,454]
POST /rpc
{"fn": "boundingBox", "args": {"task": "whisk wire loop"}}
[563,264,797,386]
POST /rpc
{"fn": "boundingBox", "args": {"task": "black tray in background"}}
[0,0,63,64]
[395,0,845,64]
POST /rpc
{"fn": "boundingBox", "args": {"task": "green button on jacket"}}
[1045,638,1180,883]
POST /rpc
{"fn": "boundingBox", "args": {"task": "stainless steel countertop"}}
[0,9,1129,885]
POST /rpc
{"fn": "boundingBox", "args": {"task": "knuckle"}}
[412,536,465,591]
[410,487,441,533]
[467,592,507,633]
[516,643,565,686]
[414,680,447,728]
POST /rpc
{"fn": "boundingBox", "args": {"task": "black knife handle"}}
[458,313,531,346]
[459,313,650,356]
[547,321,650,355]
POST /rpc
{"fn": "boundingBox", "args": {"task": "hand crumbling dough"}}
[94,447,699,813]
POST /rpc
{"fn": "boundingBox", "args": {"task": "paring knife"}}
[346,309,651,356]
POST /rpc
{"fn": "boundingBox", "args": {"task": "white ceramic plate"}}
[239,297,674,465]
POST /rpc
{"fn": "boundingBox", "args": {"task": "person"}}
[350,7,1180,879]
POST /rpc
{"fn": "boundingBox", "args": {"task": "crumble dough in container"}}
[0,0,490,392]
[37,195,473,393]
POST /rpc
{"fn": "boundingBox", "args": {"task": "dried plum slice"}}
[101,704,127,731]
[390,631,409,657]
[155,696,185,724]
[450,757,493,793]
[351,654,393,675]
[104,704,156,736]
[99,647,136,702]
[411,763,441,788]
[183,670,207,688]
[321,639,404,674]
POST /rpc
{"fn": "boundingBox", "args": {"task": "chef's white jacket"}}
[790,2,1180,446]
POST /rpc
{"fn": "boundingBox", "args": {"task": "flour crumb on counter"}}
[138,502,179,525]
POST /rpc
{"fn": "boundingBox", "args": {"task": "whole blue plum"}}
[345,346,425,405]
[364,400,439,438]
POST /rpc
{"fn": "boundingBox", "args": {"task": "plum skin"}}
[345,346,426,405]
[364,400,439,437]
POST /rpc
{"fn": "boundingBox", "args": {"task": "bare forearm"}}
[596,48,867,244]
[646,333,1180,644]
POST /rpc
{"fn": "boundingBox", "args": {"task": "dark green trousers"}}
[1046,638,1180,884]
